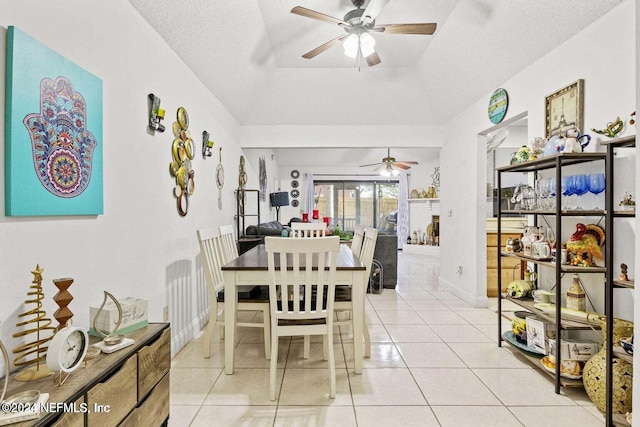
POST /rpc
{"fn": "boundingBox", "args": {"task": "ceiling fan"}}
[291,0,437,67]
[360,148,418,176]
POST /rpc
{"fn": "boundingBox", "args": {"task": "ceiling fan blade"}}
[302,35,348,59]
[363,0,391,24]
[392,163,410,170]
[374,23,437,35]
[366,51,382,67]
[291,6,347,26]
[360,162,384,168]
[395,161,419,166]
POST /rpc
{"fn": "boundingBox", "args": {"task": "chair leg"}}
[263,306,271,360]
[364,317,371,358]
[203,308,217,358]
[327,331,336,398]
[303,335,310,359]
[270,331,278,401]
[322,335,328,361]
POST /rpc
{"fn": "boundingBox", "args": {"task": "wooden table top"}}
[222,243,365,271]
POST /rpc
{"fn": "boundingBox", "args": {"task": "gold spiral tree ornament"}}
[12,265,57,381]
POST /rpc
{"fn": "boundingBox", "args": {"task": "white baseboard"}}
[438,276,489,309]
[170,309,209,358]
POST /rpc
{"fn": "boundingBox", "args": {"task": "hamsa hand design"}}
[23,76,97,198]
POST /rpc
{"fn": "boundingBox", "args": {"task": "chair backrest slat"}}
[265,236,339,320]
[219,224,239,264]
[197,228,225,294]
[351,225,365,258]
[359,228,379,277]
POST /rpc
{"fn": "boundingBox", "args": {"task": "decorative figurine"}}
[566,223,605,267]
[92,291,135,354]
[619,191,636,211]
[591,116,624,138]
[619,263,629,282]
[52,278,74,330]
[12,265,57,381]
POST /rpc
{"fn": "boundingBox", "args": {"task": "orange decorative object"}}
[53,278,74,330]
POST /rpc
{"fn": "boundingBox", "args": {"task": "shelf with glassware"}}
[496,151,607,395]
[602,134,635,426]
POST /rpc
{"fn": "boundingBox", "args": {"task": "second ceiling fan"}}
[291,0,437,67]
[360,148,418,175]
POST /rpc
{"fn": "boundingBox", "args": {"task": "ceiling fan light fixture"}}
[359,33,376,57]
[343,34,359,58]
[380,164,399,177]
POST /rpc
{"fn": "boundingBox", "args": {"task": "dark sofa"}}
[245,221,287,240]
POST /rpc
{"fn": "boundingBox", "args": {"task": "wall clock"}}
[488,88,508,124]
[46,322,89,384]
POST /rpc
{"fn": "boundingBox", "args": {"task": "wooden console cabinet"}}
[4,323,170,427]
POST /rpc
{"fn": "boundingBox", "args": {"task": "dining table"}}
[221,242,367,375]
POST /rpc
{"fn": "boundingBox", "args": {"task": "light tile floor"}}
[169,251,606,426]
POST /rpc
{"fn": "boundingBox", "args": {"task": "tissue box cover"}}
[89,297,148,337]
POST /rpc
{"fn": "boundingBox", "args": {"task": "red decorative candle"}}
[312,209,319,220]
[302,213,309,222]
[323,216,329,225]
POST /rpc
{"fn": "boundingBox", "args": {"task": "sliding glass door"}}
[314,181,398,232]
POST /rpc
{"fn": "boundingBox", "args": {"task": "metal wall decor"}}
[169,107,195,216]
[545,79,584,137]
[291,180,299,188]
[202,130,213,158]
[290,189,300,198]
[216,147,224,209]
[238,155,247,215]
[259,156,267,201]
[148,93,166,132]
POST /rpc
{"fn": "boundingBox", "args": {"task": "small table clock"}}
[46,321,88,385]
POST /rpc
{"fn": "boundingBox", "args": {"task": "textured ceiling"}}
[128,0,624,127]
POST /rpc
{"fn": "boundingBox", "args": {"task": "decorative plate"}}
[502,331,544,356]
[291,199,299,208]
[290,189,300,198]
[291,180,299,188]
[291,170,300,179]
[540,355,582,379]
[177,107,189,130]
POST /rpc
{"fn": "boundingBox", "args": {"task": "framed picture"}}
[5,26,103,216]
[545,79,584,138]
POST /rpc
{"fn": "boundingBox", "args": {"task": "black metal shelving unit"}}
[602,134,635,427]
[496,152,607,395]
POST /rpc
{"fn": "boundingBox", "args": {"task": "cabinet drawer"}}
[119,372,170,427]
[51,396,85,427]
[487,233,521,247]
[138,327,171,399]
[87,354,137,426]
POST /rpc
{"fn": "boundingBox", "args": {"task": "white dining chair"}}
[197,228,271,359]
[290,222,327,238]
[350,225,365,258]
[218,224,239,264]
[265,236,340,400]
[334,227,378,358]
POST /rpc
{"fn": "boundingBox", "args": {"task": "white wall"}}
[0,0,255,360]
[439,1,636,309]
